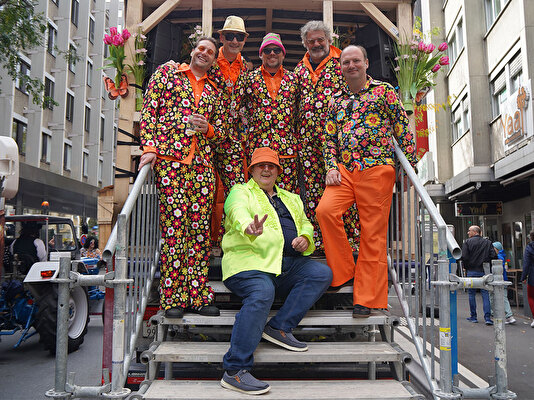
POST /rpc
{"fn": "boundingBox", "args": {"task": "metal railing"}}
[45,165,160,400]
[46,146,516,399]
[389,142,516,399]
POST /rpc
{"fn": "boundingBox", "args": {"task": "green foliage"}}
[0,0,48,106]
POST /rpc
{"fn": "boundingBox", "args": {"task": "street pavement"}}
[0,317,103,400]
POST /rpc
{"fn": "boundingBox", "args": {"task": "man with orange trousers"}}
[316,45,417,317]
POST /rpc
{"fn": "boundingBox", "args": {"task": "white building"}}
[419,0,534,269]
[0,0,122,220]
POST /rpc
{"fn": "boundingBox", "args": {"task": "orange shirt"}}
[261,65,284,100]
[302,45,342,84]
[143,63,215,163]
[216,48,244,90]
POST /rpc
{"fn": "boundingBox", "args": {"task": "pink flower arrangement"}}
[393,25,450,113]
[103,27,131,88]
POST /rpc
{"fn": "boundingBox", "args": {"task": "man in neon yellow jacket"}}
[220,147,332,395]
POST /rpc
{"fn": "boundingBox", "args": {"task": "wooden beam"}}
[360,2,399,41]
[266,8,273,33]
[202,0,213,36]
[323,1,333,33]
[141,0,182,35]
[396,2,412,41]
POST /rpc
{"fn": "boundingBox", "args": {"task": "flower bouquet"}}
[126,27,148,110]
[393,22,449,114]
[103,27,131,99]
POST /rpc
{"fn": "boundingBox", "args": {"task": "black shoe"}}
[189,305,220,316]
[327,278,354,292]
[352,304,371,318]
[164,307,184,318]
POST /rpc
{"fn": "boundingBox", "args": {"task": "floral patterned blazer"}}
[294,46,344,148]
[324,76,417,172]
[140,63,225,167]
[233,67,300,157]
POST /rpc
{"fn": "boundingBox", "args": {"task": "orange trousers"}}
[316,165,395,309]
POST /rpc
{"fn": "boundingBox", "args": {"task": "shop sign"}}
[500,80,533,151]
[455,201,503,217]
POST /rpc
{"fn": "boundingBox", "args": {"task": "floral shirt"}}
[140,63,225,166]
[294,46,344,146]
[233,66,299,157]
[324,76,417,172]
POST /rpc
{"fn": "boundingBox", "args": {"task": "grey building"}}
[419,0,534,269]
[0,0,122,219]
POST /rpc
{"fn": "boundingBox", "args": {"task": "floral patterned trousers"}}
[299,142,361,251]
[154,157,215,310]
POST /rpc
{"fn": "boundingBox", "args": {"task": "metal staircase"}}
[44,141,516,400]
[137,284,423,400]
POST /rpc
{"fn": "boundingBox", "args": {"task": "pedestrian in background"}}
[521,229,534,328]
[461,225,496,325]
[490,241,516,324]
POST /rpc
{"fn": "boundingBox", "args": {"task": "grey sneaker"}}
[505,316,516,325]
[220,370,270,395]
[262,324,308,352]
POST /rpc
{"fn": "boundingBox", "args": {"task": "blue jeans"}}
[222,256,332,370]
[467,270,491,321]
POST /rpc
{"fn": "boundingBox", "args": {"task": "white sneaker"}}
[531,320,534,328]
[505,316,516,325]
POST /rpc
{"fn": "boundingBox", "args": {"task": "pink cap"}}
[259,33,286,56]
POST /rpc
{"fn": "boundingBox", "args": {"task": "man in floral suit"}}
[316,45,417,318]
[294,21,360,252]
[232,33,300,192]
[138,37,224,319]
[209,16,250,244]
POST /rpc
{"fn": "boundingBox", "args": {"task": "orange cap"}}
[248,147,282,174]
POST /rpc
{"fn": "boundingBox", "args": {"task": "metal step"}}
[153,309,399,327]
[148,342,410,364]
[208,280,353,293]
[142,379,422,399]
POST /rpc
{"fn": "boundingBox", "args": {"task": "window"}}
[41,132,52,163]
[16,60,30,94]
[485,0,511,28]
[12,119,27,155]
[89,18,95,43]
[85,106,91,132]
[491,71,507,118]
[87,61,93,87]
[64,143,72,171]
[44,77,55,110]
[66,93,75,122]
[68,44,77,73]
[451,96,469,142]
[71,0,79,27]
[83,152,89,177]
[462,98,470,133]
[100,117,105,142]
[509,53,523,94]
[47,24,57,56]
[448,19,464,66]
[98,159,103,183]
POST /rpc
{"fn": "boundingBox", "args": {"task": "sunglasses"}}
[262,47,283,55]
[196,45,215,56]
[224,32,246,42]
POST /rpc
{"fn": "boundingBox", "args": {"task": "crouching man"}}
[220,147,332,395]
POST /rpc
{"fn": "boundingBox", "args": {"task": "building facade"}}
[0,0,122,221]
[419,0,534,270]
